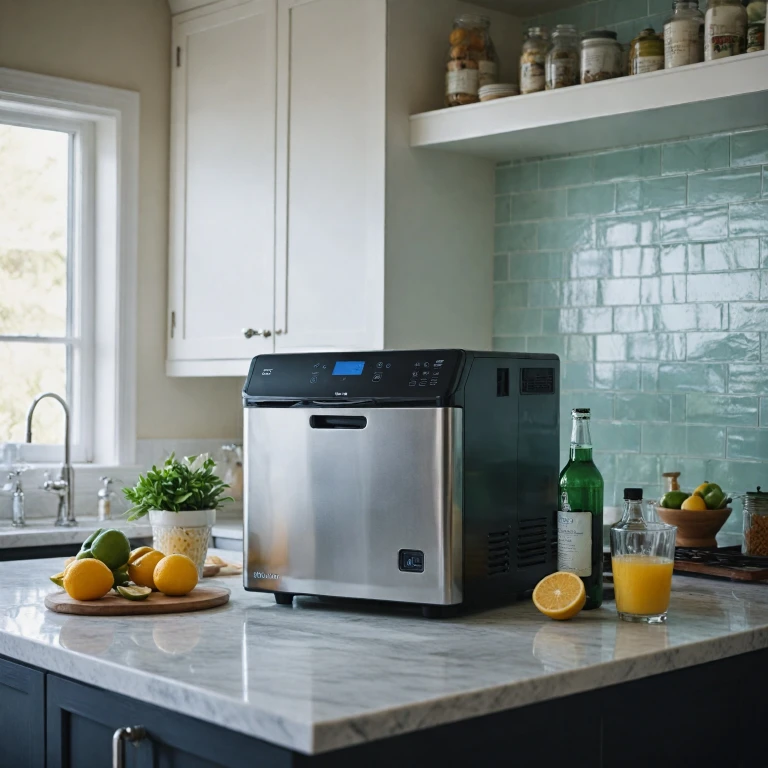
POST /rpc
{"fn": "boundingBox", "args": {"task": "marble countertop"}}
[2,554,768,754]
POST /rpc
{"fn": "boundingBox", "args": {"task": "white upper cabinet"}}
[167,0,277,375]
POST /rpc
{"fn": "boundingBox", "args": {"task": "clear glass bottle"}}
[520,26,549,94]
[445,15,497,107]
[630,28,665,74]
[705,0,748,60]
[558,408,604,610]
[581,30,623,83]
[664,0,705,68]
[546,24,581,89]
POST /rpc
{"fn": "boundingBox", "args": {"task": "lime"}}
[76,549,95,560]
[89,529,132,570]
[49,572,66,588]
[116,585,152,601]
[112,565,131,590]
[80,527,104,551]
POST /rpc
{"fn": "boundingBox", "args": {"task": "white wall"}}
[0,0,244,441]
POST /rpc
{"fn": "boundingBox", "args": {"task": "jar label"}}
[706,7,747,60]
[557,510,592,577]
[664,19,703,67]
[478,59,497,87]
[520,59,545,93]
[633,55,664,74]
[707,32,745,58]
[747,25,764,52]
[581,46,622,82]
[446,68,479,96]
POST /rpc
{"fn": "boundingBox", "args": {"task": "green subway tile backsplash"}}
[493,3,766,523]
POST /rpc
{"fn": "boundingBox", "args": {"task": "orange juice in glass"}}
[610,488,676,624]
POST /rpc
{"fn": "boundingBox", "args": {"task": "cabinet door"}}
[274,0,386,353]
[168,0,277,368]
[0,656,45,767]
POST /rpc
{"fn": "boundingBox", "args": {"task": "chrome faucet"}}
[25,392,77,527]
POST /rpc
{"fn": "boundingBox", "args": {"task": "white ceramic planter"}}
[149,509,216,578]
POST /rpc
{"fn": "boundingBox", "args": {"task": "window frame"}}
[0,68,139,466]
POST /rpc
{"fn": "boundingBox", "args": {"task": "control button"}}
[419,381,427,387]
[411,371,419,378]
[435,359,444,364]
[376,361,383,369]
[423,362,430,368]
[422,371,429,377]
[414,362,421,368]
[386,363,392,369]
[313,363,320,368]
[310,376,318,384]
[372,373,382,382]
[408,380,417,387]
[399,549,424,573]
[429,381,438,386]
[322,364,327,369]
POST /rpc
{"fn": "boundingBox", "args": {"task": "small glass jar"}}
[546,24,581,89]
[630,28,665,74]
[747,21,765,51]
[664,0,705,67]
[705,0,748,60]
[520,26,549,94]
[581,30,623,83]
[743,487,768,556]
[445,14,497,107]
[662,472,681,492]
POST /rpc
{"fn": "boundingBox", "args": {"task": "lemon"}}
[63,558,114,601]
[116,585,152,601]
[533,572,586,621]
[154,554,199,596]
[693,481,711,497]
[681,494,708,511]
[128,546,154,565]
[128,549,165,590]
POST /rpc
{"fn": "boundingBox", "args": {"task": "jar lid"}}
[526,26,549,38]
[479,83,519,94]
[552,24,580,37]
[585,29,618,40]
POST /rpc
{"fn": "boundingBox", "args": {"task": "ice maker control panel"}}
[244,350,463,401]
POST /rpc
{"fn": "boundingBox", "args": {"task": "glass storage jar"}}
[705,0,748,60]
[445,14,497,107]
[546,24,581,89]
[747,20,765,51]
[743,487,768,556]
[520,26,549,94]
[581,30,623,83]
[630,28,665,74]
[664,0,705,67]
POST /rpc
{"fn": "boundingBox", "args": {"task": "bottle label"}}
[557,510,592,577]
[632,55,664,74]
[520,59,545,93]
[705,7,747,59]
[664,19,703,67]
[446,68,479,96]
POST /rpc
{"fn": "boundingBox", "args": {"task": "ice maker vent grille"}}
[487,530,511,576]
[517,519,548,568]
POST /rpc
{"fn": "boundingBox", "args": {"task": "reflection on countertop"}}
[1,551,768,754]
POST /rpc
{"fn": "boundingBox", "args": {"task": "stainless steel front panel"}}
[244,407,463,605]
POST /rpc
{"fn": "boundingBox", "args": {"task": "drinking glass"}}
[610,522,677,624]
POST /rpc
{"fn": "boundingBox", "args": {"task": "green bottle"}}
[558,408,604,609]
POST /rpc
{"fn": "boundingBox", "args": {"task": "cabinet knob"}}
[112,725,147,768]
[242,328,264,339]
[263,330,272,338]
[274,329,284,335]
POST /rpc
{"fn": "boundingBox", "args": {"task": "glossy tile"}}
[627,333,686,361]
[496,163,539,194]
[761,398,768,427]
[688,168,762,206]
[527,280,562,307]
[493,282,528,308]
[613,453,661,484]
[687,394,760,426]
[539,156,593,189]
[493,254,508,281]
[687,332,761,362]
[598,278,641,305]
[528,335,566,358]
[612,247,659,277]
[493,336,527,352]
[590,421,641,452]
[730,303,768,331]
[662,135,730,175]
[706,459,766,491]
[728,365,768,395]
[640,363,659,392]
[615,393,671,422]
[597,213,659,247]
[495,196,510,224]
[596,334,628,361]
[493,307,542,335]
[763,238,768,269]
[569,249,612,278]
[594,363,641,391]
[538,219,594,251]
[762,271,768,300]
[568,184,616,217]
[657,363,728,393]
[616,177,687,212]
[562,362,594,390]
[552,307,612,333]
[726,429,768,462]
[508,252,565,280]
[566,335,594,361]
[686,271,760,302]
[509,189,567,221]
[642,425,726,458]
[595,0,649,26]
[641,275,686,304]
[614,306,654,332]
[561,279,599,306]
[561,391,614,420]
[594,146,661,182]
[653,303,726,331]
[688,239,761,272]
[730,202,768,238]
[659,244,688,273]
[495,223,537,253]
[731,128,768,168]
[660,206,729,242]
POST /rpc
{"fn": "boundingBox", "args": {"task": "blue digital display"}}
[332,361,365,376]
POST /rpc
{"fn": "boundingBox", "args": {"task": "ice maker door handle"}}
[309,415,367,430]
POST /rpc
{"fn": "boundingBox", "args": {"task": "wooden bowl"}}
[655,506,732,548]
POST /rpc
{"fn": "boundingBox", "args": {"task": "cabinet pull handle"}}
[242,328,264,339]
[112,725,147,768]
[274,329,284,335]
[263,330,272,338]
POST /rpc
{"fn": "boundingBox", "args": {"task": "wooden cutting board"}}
[45,585,230,616]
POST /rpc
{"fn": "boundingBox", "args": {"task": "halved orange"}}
[532,572,586,621]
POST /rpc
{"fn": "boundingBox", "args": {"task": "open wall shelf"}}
[410,51,768,161]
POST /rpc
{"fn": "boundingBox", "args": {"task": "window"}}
[0,114,94,461]
[0,68,139,465]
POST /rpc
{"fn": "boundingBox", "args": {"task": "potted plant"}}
[123,453,233,577]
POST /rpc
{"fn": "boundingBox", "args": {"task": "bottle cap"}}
[572,408,591,414]
[624,488,643,500]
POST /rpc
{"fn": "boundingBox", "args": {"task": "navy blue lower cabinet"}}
[0,656,45,767]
